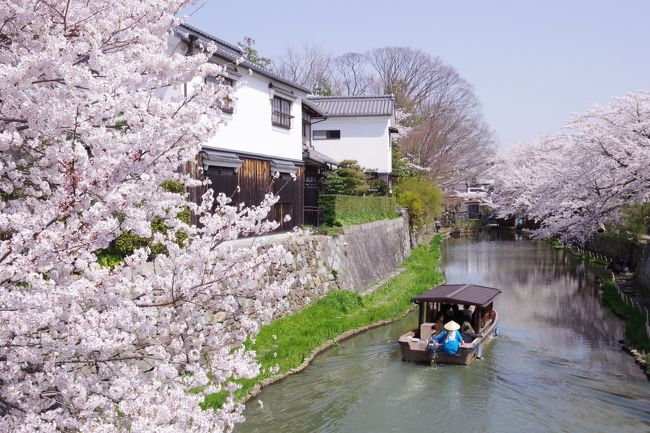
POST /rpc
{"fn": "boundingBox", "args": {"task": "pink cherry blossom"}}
[491,92,650,243]
[0,2,290,432]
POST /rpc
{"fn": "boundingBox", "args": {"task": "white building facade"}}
[166,24,327,229]
[307,95,397,185]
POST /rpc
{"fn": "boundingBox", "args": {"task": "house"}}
[444,180,494,222]
[306,95,398,190]
[167,24,329,229]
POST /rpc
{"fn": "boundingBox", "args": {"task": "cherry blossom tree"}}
[491,92,650,243]
[0,2,290,432]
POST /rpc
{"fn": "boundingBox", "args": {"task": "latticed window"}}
[313,130,341,140]
[272,96,292,129]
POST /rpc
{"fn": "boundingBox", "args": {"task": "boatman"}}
[429,320,463,355]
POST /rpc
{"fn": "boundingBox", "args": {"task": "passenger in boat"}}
[442,304,454,323]
[451,304,462,324]
[461,304,473,323]
[461,321,479,343]
[435,304,454,333]
[430,321,463,355]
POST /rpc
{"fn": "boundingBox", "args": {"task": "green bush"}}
[618,202,650,239]
[160,180,185,194]
[95,250,124,268]
[394,175,442,230]
[319,195,398,226]
[94,180,190,266]
[322,160,369,196]
[368,178,389,196]
[391,142,411,179]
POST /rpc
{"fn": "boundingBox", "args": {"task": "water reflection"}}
[237,233,649,433]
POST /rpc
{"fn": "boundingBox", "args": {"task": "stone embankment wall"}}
[228,214,413,315]
[328,217,411,295]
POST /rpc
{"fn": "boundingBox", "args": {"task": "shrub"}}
[368,178,389,196]
[322,160,369,196]
[319,195,398,226]
[95,180,190,265]
[394,175,442,230]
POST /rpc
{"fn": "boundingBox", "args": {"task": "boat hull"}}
[398,313,499,366]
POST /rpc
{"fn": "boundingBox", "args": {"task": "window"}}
[205,165,238,202]
[272,172,296,203]
[205,76,234,114]
[313,130,341,140]
[206,166,235,176]
[272,96,292,129]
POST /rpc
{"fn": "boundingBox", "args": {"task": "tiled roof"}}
[176,24,311,94]
[306,95,395,117]
[303,147,338,166]
[412,284,502,307]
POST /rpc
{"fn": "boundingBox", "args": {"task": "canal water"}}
[236,232,650,433]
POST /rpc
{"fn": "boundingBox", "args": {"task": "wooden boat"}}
[399,283,501,366]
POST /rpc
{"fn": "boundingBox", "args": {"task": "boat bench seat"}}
[419,322,436,342]
[408,340,428,350]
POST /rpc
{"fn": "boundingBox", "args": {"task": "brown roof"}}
[412,284,501,307]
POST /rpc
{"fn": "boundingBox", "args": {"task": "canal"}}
[236,232,650,433]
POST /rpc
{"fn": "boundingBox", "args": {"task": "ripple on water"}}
[237,235,650,433]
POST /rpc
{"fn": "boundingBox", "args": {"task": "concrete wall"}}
[222,215,412,317]
[312,116,392,173]
[328,218,411,294]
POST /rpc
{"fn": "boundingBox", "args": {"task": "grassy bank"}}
[203,235,444,408]
[555,239,650,373]
[601,276,650,371]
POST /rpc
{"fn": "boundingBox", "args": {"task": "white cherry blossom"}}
[0,2,290,432]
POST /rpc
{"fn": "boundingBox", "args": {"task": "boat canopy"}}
[412,284,501,307]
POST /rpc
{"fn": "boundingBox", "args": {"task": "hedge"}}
[319,194,398,226]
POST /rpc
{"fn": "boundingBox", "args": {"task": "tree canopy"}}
[0,2,289,432]
[273,45,496,186]
[491,92,650,243]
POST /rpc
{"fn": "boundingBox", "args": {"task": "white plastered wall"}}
[312,116,392,173]
[161,35,304,162]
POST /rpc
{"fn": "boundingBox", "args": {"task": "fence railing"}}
[572,246,612,263]
[562,243,649,341]
[611,272,650,340]
[303,206,321,228]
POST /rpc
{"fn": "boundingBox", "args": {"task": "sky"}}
[188,0,650,149]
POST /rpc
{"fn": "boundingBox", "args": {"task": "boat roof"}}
[412,284,501,307]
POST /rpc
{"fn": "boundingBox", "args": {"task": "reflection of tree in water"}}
[442,234,622,349]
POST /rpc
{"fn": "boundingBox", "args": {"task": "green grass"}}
[568,246,609,265]
[601,276,650,372]
[202,235,444,409]
[545,238,564,249]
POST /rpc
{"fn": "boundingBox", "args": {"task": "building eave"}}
[176,24,312,94]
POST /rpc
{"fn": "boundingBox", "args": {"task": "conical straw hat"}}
[444,320,460,331]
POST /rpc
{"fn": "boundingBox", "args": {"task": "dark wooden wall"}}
[238,158,271,206]
[183,154,304,231]
[271,166,304,230]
